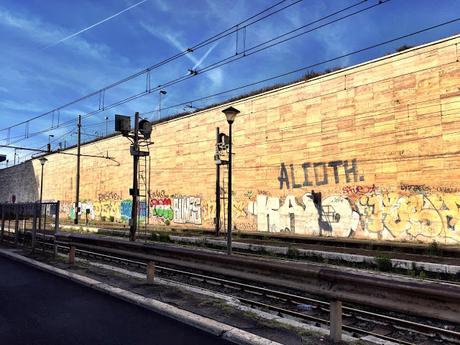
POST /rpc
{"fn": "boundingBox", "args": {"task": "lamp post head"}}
[222,106,240,124]
[39,157,48,166]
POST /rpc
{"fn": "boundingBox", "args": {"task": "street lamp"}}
[47,135,54,152]
[38,157,48,235]
[159,90,167,120]
[39,157,48,204]
[105,116,109,136]
[222,106,239,255]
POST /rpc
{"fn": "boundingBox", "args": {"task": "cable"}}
[141,29,459,122]
[0,0,302,132]
[5,14,460,154]
[1,0,377,145]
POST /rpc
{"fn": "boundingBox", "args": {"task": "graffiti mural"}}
[67,201,94,220]
[120,199,132,220]
[150,197,173,222]
[357,190,460,243]
[94,192,122,220]
[246,185,460,244]
[173,196,202,224]
[247,193,359,236]
[278,159,365,189]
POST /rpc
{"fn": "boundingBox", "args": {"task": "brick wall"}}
[1,34,460,244]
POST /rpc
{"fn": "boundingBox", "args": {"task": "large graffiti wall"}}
[244,183,460,244]
[61,190,203,226]
[2,35,460,246]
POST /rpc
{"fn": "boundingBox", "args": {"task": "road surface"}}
[0,254,233,345]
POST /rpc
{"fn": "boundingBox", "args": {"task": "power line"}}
[13,32,459,162]
[4,9,459,158]
[0,0,377,146]
[0,0,302,133]
[141,30,459,122]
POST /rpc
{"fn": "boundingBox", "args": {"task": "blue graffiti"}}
[120,200,132,220]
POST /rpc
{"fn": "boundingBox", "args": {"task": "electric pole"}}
[129,112,140,241]
[215,127,221,236]
[74,115,81,225]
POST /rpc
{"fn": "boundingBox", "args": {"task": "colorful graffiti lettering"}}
[247,188,460,244]
[342,184,376,197]
[248,194,359,236]
[357,191,460,243]
[173,196,202,224]
[150,198,173,222]
[278,159,365,189]
[68,201,94,220]
[120,199,132,220]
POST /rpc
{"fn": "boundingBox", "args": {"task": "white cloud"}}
[0,8,110,60]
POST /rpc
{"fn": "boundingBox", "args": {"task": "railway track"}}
[48,241,460,345]
[90,226,460,259]
[2,231,459,344]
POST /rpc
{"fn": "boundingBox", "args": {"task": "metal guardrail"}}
[0,202,59,251]
[57,232,460,341]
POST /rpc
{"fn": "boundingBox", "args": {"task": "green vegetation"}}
[286,245,299,259]
[375,255,393,272]
[150,232,171,243]
[426,241,443,256]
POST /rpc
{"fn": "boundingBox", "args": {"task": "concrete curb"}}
[0,248,281,345]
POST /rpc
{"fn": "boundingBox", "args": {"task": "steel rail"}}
[54,234,460,305]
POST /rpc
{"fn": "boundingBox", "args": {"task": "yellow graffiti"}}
[202,200,246,222]
[202,200,216,222]
[233,200,247,219]
[93,200,121,219]
[358,191,460,243]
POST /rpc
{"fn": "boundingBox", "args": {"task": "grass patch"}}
[375,255,392,272]
[286,245,299,259]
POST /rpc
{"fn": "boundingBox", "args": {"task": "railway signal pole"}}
[74,115,81,225]
[116,112,152,242]
[130,112,140,241]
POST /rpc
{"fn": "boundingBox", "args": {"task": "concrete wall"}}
[1,34,460,244]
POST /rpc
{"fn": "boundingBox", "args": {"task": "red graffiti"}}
[149,198,172,208]
[342,184,376,196]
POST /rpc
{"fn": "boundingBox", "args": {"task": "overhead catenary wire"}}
[8,29,460,163]
[0,0,303,133]
[1,0,381,147]
[4,13,460,164]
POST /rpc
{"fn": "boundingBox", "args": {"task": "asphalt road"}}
[0,255,233,345]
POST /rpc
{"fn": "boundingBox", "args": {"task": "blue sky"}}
[0,0,459,165]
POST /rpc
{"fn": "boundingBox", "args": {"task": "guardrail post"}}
[147,261,155,283]
[69,245,76,265]
[1,204,5,243]
[329,300,342,342]
[54,201,60,257]
[31,204,38,253]
[14,204,19,247]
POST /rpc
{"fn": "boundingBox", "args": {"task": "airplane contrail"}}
[43,0,147,49]
[192,42,219,70]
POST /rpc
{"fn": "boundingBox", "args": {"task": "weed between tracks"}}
[60,228,460,282]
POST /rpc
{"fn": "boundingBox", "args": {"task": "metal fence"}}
[0,201,60,252]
